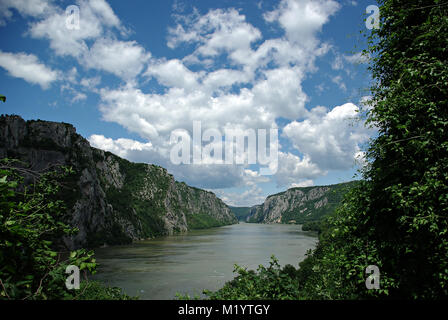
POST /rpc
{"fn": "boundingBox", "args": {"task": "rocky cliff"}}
[246,181,357,224]
[0,115,237,249]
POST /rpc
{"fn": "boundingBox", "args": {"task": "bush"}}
[70,281,138,300]
[204,256,302,300]
[0,159,132,300]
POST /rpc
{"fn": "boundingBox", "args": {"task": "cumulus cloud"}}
[0,51,59,89]
[214,184,267,207]
[167,8,262,66]
[89,2,362,196]
[83,39,150,79]
[264,0,340,47]
[283,103,372,171]
[0,0,55,25]
[290,180,314,188]
[274,152,324,187]
[26,0,143,81]
[0,0,376,205]
[89,134,154,158]
[29,2,103,57]
[145,59,200,91]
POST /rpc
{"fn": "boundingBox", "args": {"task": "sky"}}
[0,0,378,206]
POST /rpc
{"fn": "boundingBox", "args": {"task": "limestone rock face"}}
[246,183,356,224]
[0,115,237,249]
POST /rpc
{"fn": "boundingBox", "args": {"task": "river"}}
[91,222,318,299]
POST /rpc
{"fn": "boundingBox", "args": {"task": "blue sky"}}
[0,0,378,206]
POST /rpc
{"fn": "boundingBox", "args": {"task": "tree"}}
[0,159,96,300]
[297,0,448,299]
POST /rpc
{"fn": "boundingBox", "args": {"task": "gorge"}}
[0,114,354,299]
[0,115,238,250]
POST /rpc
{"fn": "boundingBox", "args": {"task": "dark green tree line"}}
[209,0,448,300]
[298,0,448,299]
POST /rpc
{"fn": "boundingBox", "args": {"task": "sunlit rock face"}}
[0,115,237,249]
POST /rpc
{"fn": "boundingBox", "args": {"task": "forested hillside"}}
[245,181,357,225]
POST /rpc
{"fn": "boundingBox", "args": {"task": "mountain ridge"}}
[244,181,358,224]
[0,114,238,249]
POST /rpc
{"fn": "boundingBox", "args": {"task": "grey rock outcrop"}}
[246,182,356,224]
[0,115,237,249]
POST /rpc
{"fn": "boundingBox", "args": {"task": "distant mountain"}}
[246,181,358,224]
[0,115,238,249]
[229,206,252,221]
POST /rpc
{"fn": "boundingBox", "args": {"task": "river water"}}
[92,222,318,299]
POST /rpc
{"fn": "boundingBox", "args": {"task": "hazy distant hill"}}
[229,206,252,221]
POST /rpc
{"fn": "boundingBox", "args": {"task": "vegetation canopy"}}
[0,159,133,300]
[207,0,448,300]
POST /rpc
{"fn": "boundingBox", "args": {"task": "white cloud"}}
[27,0,138,80]
[331,75,347,91]
[90,3,353,192]
[87,0,121,29]
[264,0,340,47]
[98,81,276,143]
[71,92,87,103]
[283,103,372,171]
[213,184,267,207]
[290,179,314,188]
[145,59,200,91]
[168,8,262,67]
[343,52,369,64]
[0,0,55,25]
[28,0,148,80]
[274,152,324,187]
[252,67,308,119]
[29,3,101,57]
[84,39,150,79]
[331,54,344,70]
[80,76,102,88]
[0,0,375,199]
[89,134,154,159]
[0,51,59,89]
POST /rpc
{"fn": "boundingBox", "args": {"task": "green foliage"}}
[212,0,448,300]
[175,292,202,300]
[101,157,169,244]
[70,280,138,300]
[0,95,5,103]
[186,213,225,230]
[0,159,96,299]
[229,207,252,221]
[294,0,448,300]
[205,256,302,300]
[0,159,133,300]
[301,221,322,233]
